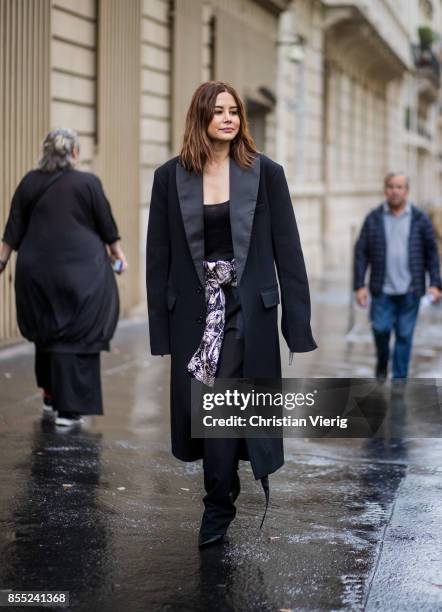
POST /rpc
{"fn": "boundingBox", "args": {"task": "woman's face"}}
[207,92,240,143]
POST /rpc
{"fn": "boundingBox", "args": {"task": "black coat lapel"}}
[230,155,260,284]
[176,162,205,285]
[176,155,261,286]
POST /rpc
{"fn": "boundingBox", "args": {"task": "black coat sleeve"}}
[146,169,171,355]
[89,176,120,244]
[422,214,442,289]
[269,165,317,352]
[2,175,30,250]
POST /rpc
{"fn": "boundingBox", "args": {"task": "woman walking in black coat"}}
[0,128,127,426]
[146,81,316,547]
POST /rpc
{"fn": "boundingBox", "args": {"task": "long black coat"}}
[146,154,317,479]
[3,169,120,353]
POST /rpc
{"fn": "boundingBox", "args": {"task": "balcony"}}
[322,0,411,81]
[254,0,291,15]
[412,44,441,105]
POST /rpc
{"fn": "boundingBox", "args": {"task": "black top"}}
[3,169,120,352]
[203,201,234,261]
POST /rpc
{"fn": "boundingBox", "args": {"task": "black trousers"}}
[35,349,103,415]
[200,286,247,537]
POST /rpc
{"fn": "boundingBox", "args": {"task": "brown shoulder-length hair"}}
[180,81,258,173]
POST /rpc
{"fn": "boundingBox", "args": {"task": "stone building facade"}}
[0,0,142,343]
[1,0,442,344]
[0,0,287,344]
[277,0,442,277]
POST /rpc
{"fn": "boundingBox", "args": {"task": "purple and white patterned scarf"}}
[187,259,237,386]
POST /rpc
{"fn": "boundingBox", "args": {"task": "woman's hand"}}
[108,240,128,274]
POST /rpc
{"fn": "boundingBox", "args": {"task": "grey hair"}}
[384,171,410,188]
[37,128,80,172]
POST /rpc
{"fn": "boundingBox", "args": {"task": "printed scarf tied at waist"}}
[187,259,237,387]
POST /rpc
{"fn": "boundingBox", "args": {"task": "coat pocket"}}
[260,287,280,309]
[167,289,177,311]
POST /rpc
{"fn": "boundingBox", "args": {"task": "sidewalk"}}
[0,282,441,611]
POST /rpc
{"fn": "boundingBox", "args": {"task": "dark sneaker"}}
[42,404,56,419]
[391,378,407,395]
[42,391,56,419]
[375,361,388,381]
[55,412,84,427]
[43,391,53,406]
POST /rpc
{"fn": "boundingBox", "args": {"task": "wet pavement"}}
[0,281,441,611]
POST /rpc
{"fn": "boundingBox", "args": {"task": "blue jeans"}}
[370,292,420,379]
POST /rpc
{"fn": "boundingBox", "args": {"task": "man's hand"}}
[355,287,369,307]
[428,286,441,304]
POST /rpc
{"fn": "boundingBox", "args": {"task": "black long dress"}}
[3,168,120,414]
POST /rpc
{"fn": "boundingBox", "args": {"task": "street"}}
[0,281,441,611]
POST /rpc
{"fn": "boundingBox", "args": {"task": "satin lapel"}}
[176,162,205,285]
[230,155,260,284]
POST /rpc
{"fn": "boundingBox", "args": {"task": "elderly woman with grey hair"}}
[0,128,127,426]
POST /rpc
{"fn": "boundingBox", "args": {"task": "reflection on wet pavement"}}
[0,283,441,611]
